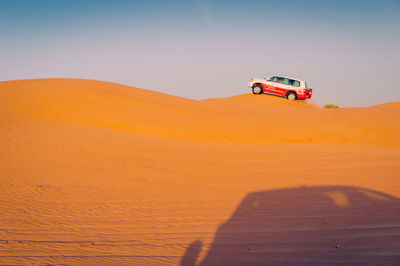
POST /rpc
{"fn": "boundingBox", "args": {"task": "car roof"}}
[269,74,306,83]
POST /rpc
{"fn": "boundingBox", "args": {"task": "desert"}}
[1,78,399,265]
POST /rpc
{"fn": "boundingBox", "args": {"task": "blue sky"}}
[1,0,399,106]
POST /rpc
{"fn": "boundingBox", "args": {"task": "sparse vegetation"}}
[324,104,339,108]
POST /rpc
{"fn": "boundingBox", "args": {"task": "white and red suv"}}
[248,75,312,100]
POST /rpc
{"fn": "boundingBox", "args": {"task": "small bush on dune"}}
[324,104,339,108]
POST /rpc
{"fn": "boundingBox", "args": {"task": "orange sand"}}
[0,79,399,265]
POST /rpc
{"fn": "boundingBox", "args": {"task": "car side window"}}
[283,78,290,85]
[276,77,286,84]
[293,80,300,87]
[270,76,278,82]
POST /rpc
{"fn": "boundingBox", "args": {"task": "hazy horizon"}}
[1,0,399,107]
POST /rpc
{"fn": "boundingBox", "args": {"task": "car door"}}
[268,76,287,96]
[274,77,291,96]
[265,76,280,95]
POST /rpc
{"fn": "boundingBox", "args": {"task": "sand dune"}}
[0,79,399,265]
[373,101,400,108]
[1,79,399,146]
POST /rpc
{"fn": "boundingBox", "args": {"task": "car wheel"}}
[252,85,263,95]
[286,92,296,101]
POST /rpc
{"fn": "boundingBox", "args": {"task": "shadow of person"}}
[180,240,203,266]
[183,186,400,266]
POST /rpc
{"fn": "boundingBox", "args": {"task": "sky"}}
[0,0,399,107]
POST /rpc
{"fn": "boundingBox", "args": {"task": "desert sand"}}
[1,78,399,265]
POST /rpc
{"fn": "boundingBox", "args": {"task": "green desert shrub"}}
[324,104,339,108]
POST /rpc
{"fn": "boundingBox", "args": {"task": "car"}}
[248,75,312,100]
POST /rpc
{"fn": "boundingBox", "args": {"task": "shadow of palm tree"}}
[182,186,400,266]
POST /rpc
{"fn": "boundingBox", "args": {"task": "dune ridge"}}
[1,78,399,265]
[1,78,399,146]
[373,101,400,108]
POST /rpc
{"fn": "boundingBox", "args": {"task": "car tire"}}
[286,92,297,101]
[252,85,263,95]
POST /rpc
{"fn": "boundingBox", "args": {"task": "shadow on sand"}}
[181,186,400,266]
